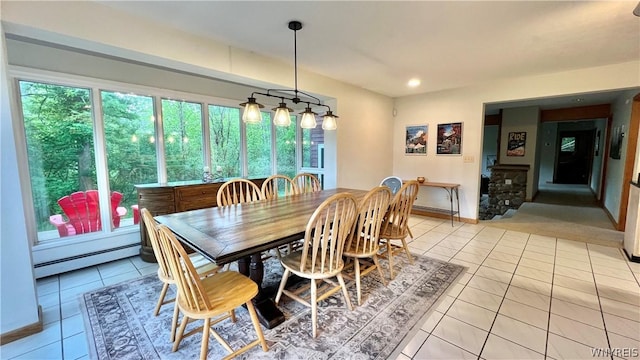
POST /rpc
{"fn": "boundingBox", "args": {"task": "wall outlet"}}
[505,179,512,185]
[505,199,510,205]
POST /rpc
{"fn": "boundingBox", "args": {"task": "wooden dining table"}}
[155,187,368,329]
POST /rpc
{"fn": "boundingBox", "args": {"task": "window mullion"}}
[154,96,167,183]
[92,89,113,232]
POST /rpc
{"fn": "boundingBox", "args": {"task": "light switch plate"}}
[505,179,512,185]
[463,155,474,163]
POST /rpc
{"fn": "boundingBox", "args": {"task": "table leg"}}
[238,254,285,329]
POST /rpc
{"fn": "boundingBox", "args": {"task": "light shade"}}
[322,111,338,130]
[300,107,317,129]
[272,102,292,127]
[240,97,264,123]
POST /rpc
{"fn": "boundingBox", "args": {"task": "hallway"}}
[481,184,623,247]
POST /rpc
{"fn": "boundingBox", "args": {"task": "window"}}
[162,99,204,181]
[276,116,297,178]
[561,137,576,152]
[19,81,96,239]
[246,111,273,178]
[102,91,157,219]
[15,73,321,243]
[208,105,241,178]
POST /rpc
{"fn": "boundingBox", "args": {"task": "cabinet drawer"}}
[176,184,220,202]
[137,189,175,214]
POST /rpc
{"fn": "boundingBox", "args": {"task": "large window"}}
[209,105,241,178]
[246,111,273,178]
[162,99,204,181]
[19,81,96,237]
[102,91,157,220]
[16,75,322,243]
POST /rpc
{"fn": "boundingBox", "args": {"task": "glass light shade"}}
[322,111,338,130]
[273,103,292,127]
[300,107,317,129]
[240,97,264,123]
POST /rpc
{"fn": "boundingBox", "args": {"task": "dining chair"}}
[157,225,269,360]
[380,176,415,238]
[292,173,321,194]
[261,174,297,200]
[140,208,220,342]
[343,186,391,305]
[216,178,263,206]
[275,192,358,338]
[378,180,420,279]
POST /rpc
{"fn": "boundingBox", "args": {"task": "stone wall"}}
[480,165,529,220]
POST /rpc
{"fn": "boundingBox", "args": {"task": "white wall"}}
[0,25,39,336]
[481,125,498,177]
[394,61,640,221]
[539,122,558,185]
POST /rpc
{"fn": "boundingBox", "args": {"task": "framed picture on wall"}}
[405,124,428,155]
[436,122,462,155]
[507,131,526,156]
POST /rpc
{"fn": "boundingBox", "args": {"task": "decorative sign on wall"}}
[436,122,462,155]
[507,131,526,156]
[405,125,428,155]
[610,125,624,160]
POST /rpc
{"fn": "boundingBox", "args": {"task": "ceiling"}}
[96,1,639,101]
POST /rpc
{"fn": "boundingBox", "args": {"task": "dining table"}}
[154,187,369,329]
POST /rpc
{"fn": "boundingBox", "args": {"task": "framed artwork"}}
[610,126,624,160]
[405,125,428,155]
[507,131,526,156]
[436,122,462,155]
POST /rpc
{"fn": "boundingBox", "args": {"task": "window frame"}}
[9,66,307,246]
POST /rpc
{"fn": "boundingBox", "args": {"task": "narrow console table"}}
[409,181,461,226]
[135,178,266,262]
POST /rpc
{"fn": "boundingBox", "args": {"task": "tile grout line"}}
[543,235,558,359]
[587,244,614,360]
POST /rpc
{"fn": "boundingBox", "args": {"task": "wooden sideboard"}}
[135,178,266,262]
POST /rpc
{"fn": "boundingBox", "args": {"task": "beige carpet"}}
[481,184,624,247]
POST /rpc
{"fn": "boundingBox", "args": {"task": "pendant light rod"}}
[240,20,338,129]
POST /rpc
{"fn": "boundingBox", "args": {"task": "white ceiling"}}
[97,1,640,101]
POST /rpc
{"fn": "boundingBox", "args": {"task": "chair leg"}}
[336,273,353,311]
[354,259,362,306]
[372,255,387,286]
[246,301,269,351]
[310,279,318,338]
[275,268,290,305]
[387,242,395,280]
[154,282,170,316]
[408,227,414,239]
[401,238,414,264]
[170,299,179,342]
[173,314,189,352]
[200,318,210,360]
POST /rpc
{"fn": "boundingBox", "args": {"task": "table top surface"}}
[155,188,368,265]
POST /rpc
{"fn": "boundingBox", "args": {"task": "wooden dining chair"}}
[261,174,297,200]
[140,208,220,342]
[343,186,391,305]
[380,176,415,238]
[292,173,321,194]
[157,225,268,360]
[216,178,263,206]
[275,192,358,338]
[378,180,420,279]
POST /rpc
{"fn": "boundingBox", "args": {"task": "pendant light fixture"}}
[239,20,338,130]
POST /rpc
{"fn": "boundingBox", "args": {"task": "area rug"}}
[80,254,465,360]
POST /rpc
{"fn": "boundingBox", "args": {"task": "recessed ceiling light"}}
[573,98,584,102]
[407,78,421,88]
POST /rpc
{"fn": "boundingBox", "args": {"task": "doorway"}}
[554,129,595,184]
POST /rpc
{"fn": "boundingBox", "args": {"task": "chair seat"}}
[179,271,258,319]
[157,253,219,284]
[380,223,408,239]
[343,238,380,258]
[280,251,345,280]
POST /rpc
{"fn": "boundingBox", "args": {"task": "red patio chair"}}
[49,190,127,237]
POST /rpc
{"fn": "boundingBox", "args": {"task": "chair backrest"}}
[380,176,403,195]
[381,180,420,238]
[216,179,263,206]
[140,208,173,281]
[157,224,212,312]
[261,175,297,200]
[345,186,391,255]
[298,192,357,274]
[292,173,321,194]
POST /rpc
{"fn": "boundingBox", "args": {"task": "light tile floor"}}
[2,216,639,359]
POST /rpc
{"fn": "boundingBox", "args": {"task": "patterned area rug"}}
[80,254,465,360]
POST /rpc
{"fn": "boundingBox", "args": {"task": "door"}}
[554,129,595,184]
